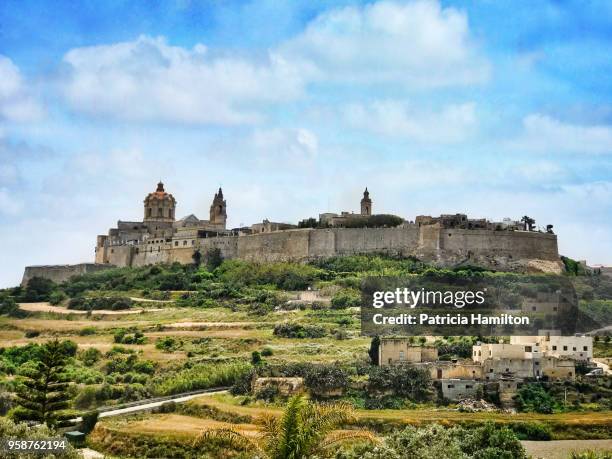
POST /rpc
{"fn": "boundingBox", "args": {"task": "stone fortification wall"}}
[21,263,115,287]
[24,225,561,286]
[109,225,560,271]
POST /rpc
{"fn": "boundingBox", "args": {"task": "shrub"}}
[515,383,555,414]
[255,385,279,402]
[49,290,67,305]
[342,214,404,228]
[0,418,80,458]
[508,422,552,441]
[155,336,180,352]
[368,364,432,401]
[273,322,326,339]
[216,260,324,290]
[330,289,361,309]
[80,410,99,434]
[261,347,274,357]
[24,330,40,338]
[78,348,102,366]
[21,277,56,302]
[304,364,349,397]
[156,401,177,413]
[251,351,262,365]
[79,326,97,336]
[68,296,132,311]
[154,362,251,395]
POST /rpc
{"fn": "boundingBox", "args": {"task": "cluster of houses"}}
[378,332,593,406]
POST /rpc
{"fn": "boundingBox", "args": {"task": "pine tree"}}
[14,340,72,427]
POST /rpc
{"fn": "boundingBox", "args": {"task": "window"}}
[583,346,588,351]
[191,240,195,245]
[158,207,163,216]
[399,351,405,361]
[573,347,576,351]
[183,240,187,246]
[489,369,493,373]
[563,346,568,351]
[532,306,537,311]
[535,361,539,365]
[466,385,472,389]
[175,241,178,246]
[552,346,557,351]
[447,385,454,389]
[147,208,152,217]
[525,346,532,352]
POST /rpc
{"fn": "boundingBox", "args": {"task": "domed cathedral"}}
[209,187,227,228]
[144,181,176,224]
[361,187,372,216]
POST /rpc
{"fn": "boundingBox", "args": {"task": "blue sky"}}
[1,0,611,287]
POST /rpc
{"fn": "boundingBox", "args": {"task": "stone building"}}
[95,182,230,265]
[510,334,593,362]
[319,188,375,227]
[440,379,482,401]
[23,181,565,285]
[378,338,438,365]
[360,187,372,216]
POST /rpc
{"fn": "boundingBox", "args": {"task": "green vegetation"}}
[0,254,610,457]
[114,328,147,344]
[0,417,80,458]
[153,362,251,395]
[68,296,132,310]
[338,422,526,459]
[562,256,587,276]
[196,394,377,458]
[273,322,327,338]
[11,340,73,427]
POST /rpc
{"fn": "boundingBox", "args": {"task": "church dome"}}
[144,181,176,222]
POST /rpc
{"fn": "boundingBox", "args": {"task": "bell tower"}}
[360,187,372,216]
[209,187,227,228]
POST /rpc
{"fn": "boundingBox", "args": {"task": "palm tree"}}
[194,394,377,458]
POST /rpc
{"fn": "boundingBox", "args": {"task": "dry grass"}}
[104,413,260,439]
[195,393,612,427]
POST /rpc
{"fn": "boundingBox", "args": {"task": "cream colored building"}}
[510,335,593,362]
[379,338,438,365]
[472,343,540,363]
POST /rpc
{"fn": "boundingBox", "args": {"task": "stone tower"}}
[361,187,372,216]
[209,187,227,228]
[144,181,176,223]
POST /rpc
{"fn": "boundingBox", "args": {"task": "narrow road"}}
[98,389,228,418]
[71,387,228,423]
[522,439,612,458]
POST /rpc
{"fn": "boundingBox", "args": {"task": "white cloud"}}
[61,35,305,125]
[0,55,44,122]
[279,0,490,87]
[249,127,319,164]
[343,100,477,143]
[516,114,612,154]
[0,188,23,216]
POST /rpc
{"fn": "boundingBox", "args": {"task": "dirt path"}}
[166,321,260,328]
[18,302,162,315]
[522,439,612,458]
